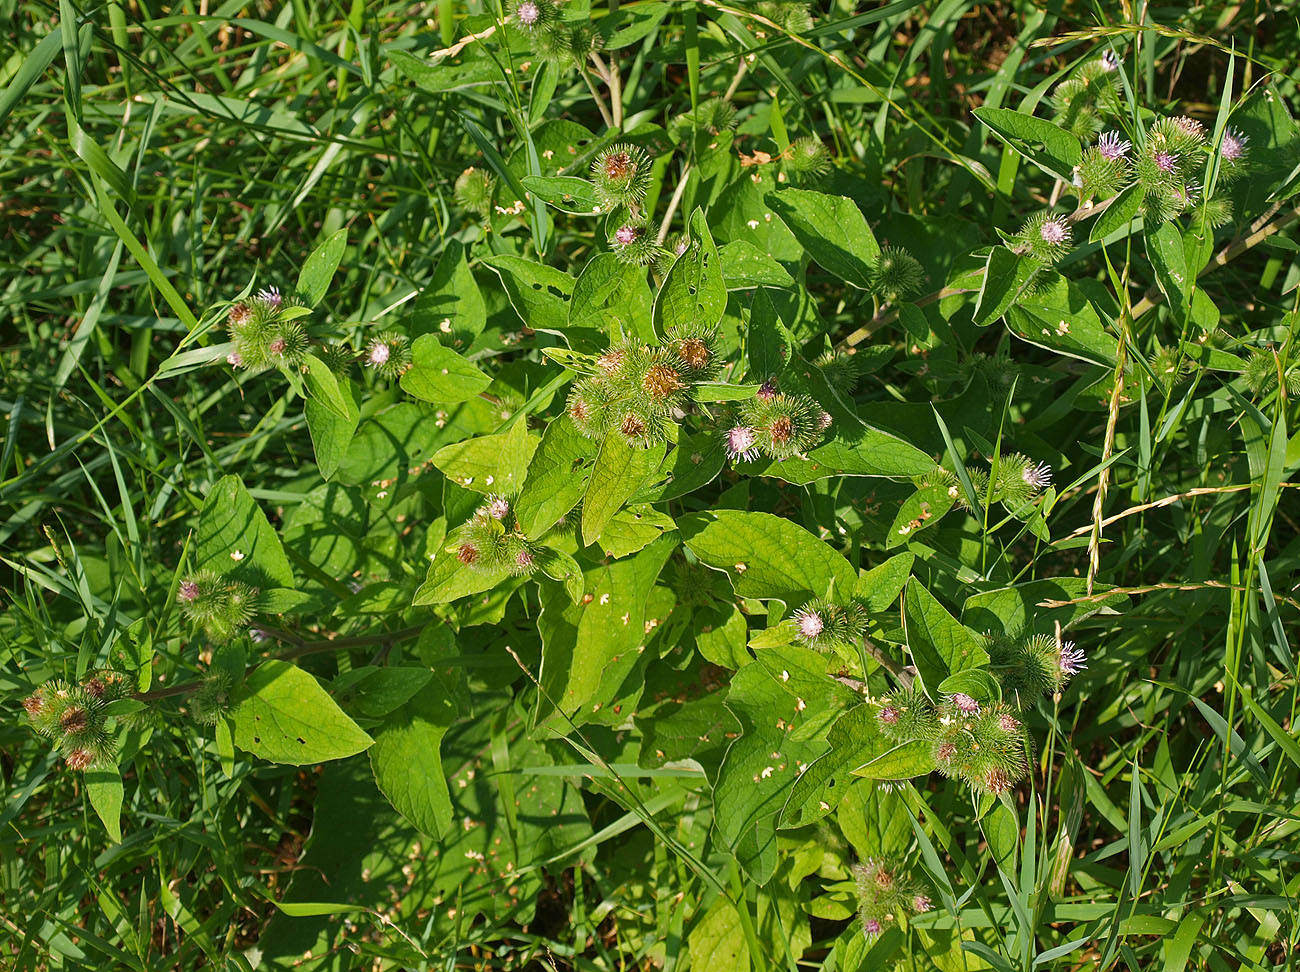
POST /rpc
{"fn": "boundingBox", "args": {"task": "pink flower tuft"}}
[949,693,980,716]
[1097,131,1131,161]
[863,918,882,937]
[878,705,900,725]
[613,224,639,246]
[793,607,824,640]
[725,425,759,462]
[1154,150,1178,173]
[1059,641,1087,676]
[178,579,200,603]
[516,0,540,25]
[1039,219,1069,245]
[1023,461,1052,490]
[1221,128,1247,163]
[913,894,932,914]
[367,340,391,366]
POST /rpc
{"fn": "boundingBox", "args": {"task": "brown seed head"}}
[60,707,89,734]
[83,677,106,698]
[620,412,647,439]
[642,363,685,400]
[228,303,252,327]
[65,748,95,771]
[985,769,1012,794]
[769,416,794,444]
[22,692,45,718]
[457,543,479,566]
[597,349,626,374]
[603,151,633,182]
[676,338,711,371]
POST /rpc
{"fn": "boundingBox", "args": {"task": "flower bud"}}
[870,246,925,301]
[591,144,651,209]
[1015,213,1073,265]
[784,136,831,182]
[363,332,412,379]
[609,222,661,266]
[455,166,496,216]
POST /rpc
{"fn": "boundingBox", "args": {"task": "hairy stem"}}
[135,624,429,702]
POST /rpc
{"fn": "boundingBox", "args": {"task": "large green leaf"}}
[855,552,914,612]
[780,704,886,828]
[514,418,597,539]
[196,474,295,589]
[850,740,935,780]
[522,174,601,215]
[1004,276,1119,366]
[973,106,1082,181]
[536,538,675,725]
[963,577,1128,637]
[304,373,359,480]
[581,434,666,546]
[714,645,860,883]
[85,765,123,842]
[1145,220,1192,325]
[597,505,677,558]
[296,228,346,308]
[482,253,576,335]
[680,510,856,603]
[412,551,515,606]
[747,287,794,378]
[689,898,750,972]
[974,246,1038,327]
[230,660,373,765]
[403,239,486,349]
[1089,183,1144,243]
[652,208,726,337]
[903,579,989,694]
[767,188,880,289]
[431,419,538,496]
[390,48,499,92]
[886,484,956,548]
[719,239,794,289]
[369,678,458,838]
[400,335,492,404]
[569,252,654,342]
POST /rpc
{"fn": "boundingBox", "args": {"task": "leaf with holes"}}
[483,253,576,336]
[231,660,373,765]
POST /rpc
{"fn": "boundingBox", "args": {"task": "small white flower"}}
[1023,461,1052,490]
